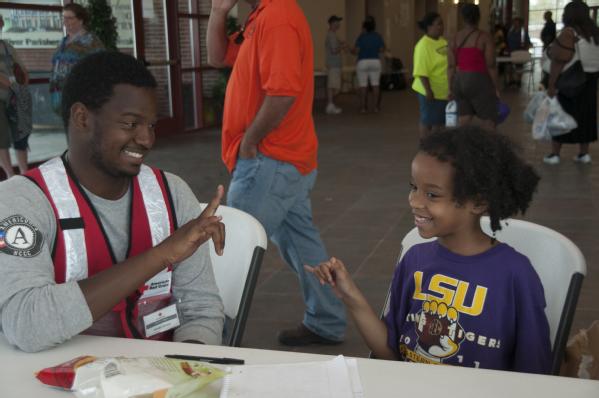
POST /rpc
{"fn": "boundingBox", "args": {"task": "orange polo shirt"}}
[221,0,317,175]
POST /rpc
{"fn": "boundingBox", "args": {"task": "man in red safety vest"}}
[0,51,226,352]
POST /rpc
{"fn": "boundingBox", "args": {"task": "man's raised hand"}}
[156,185,226,266]
[199,184,226,255]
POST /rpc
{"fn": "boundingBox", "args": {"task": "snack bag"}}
[36,356,226,398]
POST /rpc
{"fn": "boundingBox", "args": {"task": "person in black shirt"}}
[541,11,557,49]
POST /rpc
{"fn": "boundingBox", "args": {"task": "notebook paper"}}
[219,355,363,398]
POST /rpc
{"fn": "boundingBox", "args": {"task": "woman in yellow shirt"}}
[412,13,448,135]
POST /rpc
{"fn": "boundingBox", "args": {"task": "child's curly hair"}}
[419,126,540,232]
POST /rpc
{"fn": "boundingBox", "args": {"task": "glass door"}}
[178,0,222,130]
[133,0,180,134]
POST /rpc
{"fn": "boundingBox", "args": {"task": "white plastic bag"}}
[445,100,458,127]
[532,97,552,140]
[547,97,578,136]
[524,91,547,123]
[532,97,578,140]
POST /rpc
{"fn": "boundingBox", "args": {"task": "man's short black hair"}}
[61,51,157,130]
[419,126,540,232]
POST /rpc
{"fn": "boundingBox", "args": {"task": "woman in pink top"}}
[448,4,499,131]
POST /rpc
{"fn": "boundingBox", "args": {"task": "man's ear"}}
[69,102,91,131]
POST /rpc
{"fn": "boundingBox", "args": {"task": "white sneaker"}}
[325,103,342,115]
[573,153,592,164]
[543,154,560,165]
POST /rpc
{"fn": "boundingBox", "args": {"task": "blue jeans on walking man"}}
[227,153,346,342]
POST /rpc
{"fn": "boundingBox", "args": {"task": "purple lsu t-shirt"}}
[384,241,552,374]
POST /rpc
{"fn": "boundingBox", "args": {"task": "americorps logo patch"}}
[0,215,43,257]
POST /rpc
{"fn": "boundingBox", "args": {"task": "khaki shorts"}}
[327,67,341,90]
[356,59,382,87]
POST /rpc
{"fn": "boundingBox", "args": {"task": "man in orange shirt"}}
[207,0,346,345]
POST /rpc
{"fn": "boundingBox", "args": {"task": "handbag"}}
[556,32,586,98]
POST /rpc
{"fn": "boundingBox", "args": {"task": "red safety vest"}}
[26,156,177,340]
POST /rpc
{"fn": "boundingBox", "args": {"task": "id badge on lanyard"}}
[133,270,181,338]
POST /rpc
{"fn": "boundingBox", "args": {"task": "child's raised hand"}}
[304,257,357,299]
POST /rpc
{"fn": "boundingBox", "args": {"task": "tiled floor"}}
[15,84,599,358]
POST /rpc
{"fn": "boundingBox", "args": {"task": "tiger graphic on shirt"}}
[398,271,504,365]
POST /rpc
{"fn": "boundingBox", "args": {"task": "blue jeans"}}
[227,153,346,341]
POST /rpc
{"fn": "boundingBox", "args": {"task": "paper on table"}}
[219,355,363,398]
[346,358,365,398]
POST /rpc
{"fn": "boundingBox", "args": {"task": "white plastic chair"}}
[388,216,586,375]
[200,203,268,347]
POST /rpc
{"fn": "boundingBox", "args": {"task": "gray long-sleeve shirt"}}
[0,171,224,352]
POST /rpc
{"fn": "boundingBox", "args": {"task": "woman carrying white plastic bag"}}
[543,2,599,165]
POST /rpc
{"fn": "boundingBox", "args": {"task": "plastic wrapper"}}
[561,320,599,380]
[36,356,226,398]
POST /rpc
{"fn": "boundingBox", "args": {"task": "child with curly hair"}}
[307,126,552,374]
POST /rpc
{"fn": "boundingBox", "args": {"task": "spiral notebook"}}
[219,355,364,398]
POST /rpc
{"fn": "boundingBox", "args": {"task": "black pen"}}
[165,354,245,365]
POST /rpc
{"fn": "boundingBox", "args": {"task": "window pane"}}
[529,0,558,11]
[148,65,173,118]
[201,69,221,98]
[181,71,199,129]
[529,10,546,41]
[179,17,200,69]
[198,0,211,15]
[0,9,62,73]
[202,69,224,127]
[30,80,63,128]
[112,0,134,50]
[199,17,208,65]
[179,0,194,13]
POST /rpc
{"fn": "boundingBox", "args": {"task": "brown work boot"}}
[277,324,343,346]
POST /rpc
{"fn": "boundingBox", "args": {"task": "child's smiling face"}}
[409,152,482,248]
